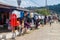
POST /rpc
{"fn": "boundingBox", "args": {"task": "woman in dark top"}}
[44,16,47,25]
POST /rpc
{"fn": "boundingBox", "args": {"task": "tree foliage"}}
[35,8,50,15]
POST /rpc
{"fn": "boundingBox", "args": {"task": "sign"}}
[17,0,21,7]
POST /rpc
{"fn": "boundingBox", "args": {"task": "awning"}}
[0,2,16,9]
[0,2,29,11]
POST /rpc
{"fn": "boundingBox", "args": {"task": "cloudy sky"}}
[0,0,60,7]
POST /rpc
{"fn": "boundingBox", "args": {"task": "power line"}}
[20,0,40,7]
[29,0,40,7]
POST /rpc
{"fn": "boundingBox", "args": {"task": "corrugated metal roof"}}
[0,2,30,11]
[16,7,29,11]
[0,2,16,9]
[0,2,13,7]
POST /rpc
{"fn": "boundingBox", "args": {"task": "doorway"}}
[0,8,11,32]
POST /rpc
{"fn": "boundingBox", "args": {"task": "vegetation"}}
[35,8,50,15]
[26,4,60,14]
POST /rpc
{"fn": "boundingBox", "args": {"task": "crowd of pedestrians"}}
[0,12,58,39]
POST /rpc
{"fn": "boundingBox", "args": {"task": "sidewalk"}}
[0,30,19,39]
[0,21,58,40]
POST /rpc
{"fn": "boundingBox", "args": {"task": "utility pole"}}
[45,0,49,15]
[45,0,47,8]
[45,0,48,10]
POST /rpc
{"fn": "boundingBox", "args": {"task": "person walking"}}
[44,15,47,25]
[35,16,39,29]
[17,18,22,36]
[40,16,44,27]
[10,14,17,39]
[48,15,52,26]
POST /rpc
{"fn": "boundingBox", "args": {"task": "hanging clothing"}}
[20,11,24,19]
[10,14,17,27]
[17,20,21,26]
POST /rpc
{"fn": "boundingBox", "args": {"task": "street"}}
[14,22,60,40]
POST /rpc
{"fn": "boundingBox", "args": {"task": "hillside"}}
[25,4,60,14]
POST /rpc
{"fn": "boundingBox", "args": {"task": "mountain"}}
[25,4,60,14]
[25,6,44,10]
[48,4,60,14]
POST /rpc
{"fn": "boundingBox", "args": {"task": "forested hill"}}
[25,4,60,14]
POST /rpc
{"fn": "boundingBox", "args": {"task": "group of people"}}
[33,15,54,27]
[6,13,56,39]
[3,13,58,39]
[7,14,54,31]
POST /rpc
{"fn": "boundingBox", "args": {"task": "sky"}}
[0,0,60,8]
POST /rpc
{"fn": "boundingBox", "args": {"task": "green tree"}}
[36,8,50,15]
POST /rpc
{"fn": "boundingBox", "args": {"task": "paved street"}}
[15,22,60,40]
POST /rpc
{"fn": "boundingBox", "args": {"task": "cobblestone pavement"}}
[14,22,60,40]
